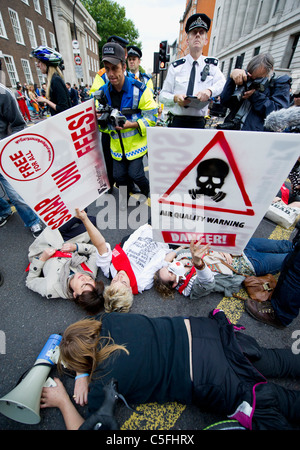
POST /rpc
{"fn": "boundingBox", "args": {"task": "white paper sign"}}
[147,127,299,253]
[0,100,109,229]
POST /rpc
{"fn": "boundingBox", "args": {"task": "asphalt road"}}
[0,186,299,433]
[0,120,299,433]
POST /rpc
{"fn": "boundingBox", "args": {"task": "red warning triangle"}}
[158,130,254,216]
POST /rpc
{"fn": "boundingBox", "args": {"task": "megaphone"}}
[0,333,62,425]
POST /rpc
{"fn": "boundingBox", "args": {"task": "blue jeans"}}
[244,238,293,275]
[0,174,40,228]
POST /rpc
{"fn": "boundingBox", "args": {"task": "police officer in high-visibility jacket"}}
[98,43,157,210]
[127,45,154,93]
[90,35,130,97]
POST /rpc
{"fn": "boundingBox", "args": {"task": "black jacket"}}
[49,73,72,116]
[220,74,291,131]
[190,310,266,429]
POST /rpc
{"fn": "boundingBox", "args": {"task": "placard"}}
[147,127,299,253]
[0,100,109,229]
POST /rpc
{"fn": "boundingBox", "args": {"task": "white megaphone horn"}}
[0,333,62,425]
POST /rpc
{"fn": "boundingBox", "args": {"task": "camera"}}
[216,74,274,130]
[93,90,127,129]
[228,75,271,108]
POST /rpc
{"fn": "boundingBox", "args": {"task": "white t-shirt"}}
[96,224,171,292]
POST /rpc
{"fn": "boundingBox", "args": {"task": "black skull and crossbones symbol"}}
[189,158,229,202]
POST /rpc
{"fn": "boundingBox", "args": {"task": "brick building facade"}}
[177,0,216,58]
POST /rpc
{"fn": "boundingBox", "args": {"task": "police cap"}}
[102,42,125,65]
[185,13,211,33]
[107,35,129,48]
[127,45,142,59]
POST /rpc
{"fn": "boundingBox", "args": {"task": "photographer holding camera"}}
[219,53,291,131]
[96,42,157,210]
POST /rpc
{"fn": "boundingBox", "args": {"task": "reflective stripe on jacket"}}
[100,76,158,161]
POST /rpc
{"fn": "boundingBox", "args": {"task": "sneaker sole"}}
[0,211,14,227]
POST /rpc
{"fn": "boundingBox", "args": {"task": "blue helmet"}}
[31,46,63,66]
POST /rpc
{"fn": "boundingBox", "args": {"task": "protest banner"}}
[0,100,109,229]
[147,127,299,253]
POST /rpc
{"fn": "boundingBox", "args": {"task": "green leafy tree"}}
[81,0,141,68]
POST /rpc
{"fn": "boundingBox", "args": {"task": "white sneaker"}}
[31,222,43,238]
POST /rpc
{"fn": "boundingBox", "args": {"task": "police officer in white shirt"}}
[159,13,225,129]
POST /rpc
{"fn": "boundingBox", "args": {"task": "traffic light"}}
[159,40,169,70]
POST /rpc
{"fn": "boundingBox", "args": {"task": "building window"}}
[33,0,42,14]
[212,36,216,54]
[4,55,19,87]
[282,33,300,69]
[25,18,37,48]
[253,46,260,56]
[8,9,25,45]
[43,0,52,21]
[36,65,46,86]
[288,34,299,68]
[273,0,285,16]
[236,53,245,69]
[21,59,34,84]
[21,0,29,4]
[216,7,221,26]
[227,57,234,77]
[49,32,56,49]
[0,12,8,39]
[38,26,47,46]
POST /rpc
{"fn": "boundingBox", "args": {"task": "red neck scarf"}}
[177,266,196,294]
[26,250,92,273]
[111,244,138,294]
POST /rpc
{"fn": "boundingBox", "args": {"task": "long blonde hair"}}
[58,318,128,380]
[46,65,64,98]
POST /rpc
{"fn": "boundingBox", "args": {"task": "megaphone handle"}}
[15,362,53,386]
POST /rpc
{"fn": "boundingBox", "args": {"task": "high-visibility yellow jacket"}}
[90,68,108,96]
[131,71,154,93]
[99,76,158,161]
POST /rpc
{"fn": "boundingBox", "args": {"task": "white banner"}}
[0,99,109,229]
[147,127,299,253]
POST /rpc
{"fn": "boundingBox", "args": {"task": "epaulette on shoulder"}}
[204,57,219,66]
[142,72,152,80]
[172,58,186,68]
[132,77,146,90]
[97,67,106,76]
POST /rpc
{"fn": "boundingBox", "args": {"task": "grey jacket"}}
[26,228,98,299]
[190,272,245,301]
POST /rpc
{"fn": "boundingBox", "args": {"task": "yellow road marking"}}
[121,222,295,430]
[121,402,186,430]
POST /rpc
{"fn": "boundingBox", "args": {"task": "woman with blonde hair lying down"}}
[74,209,176,312]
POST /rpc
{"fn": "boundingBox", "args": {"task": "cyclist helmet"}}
[31,46,63,66]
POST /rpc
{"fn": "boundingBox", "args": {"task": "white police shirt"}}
[159,53,225,117]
